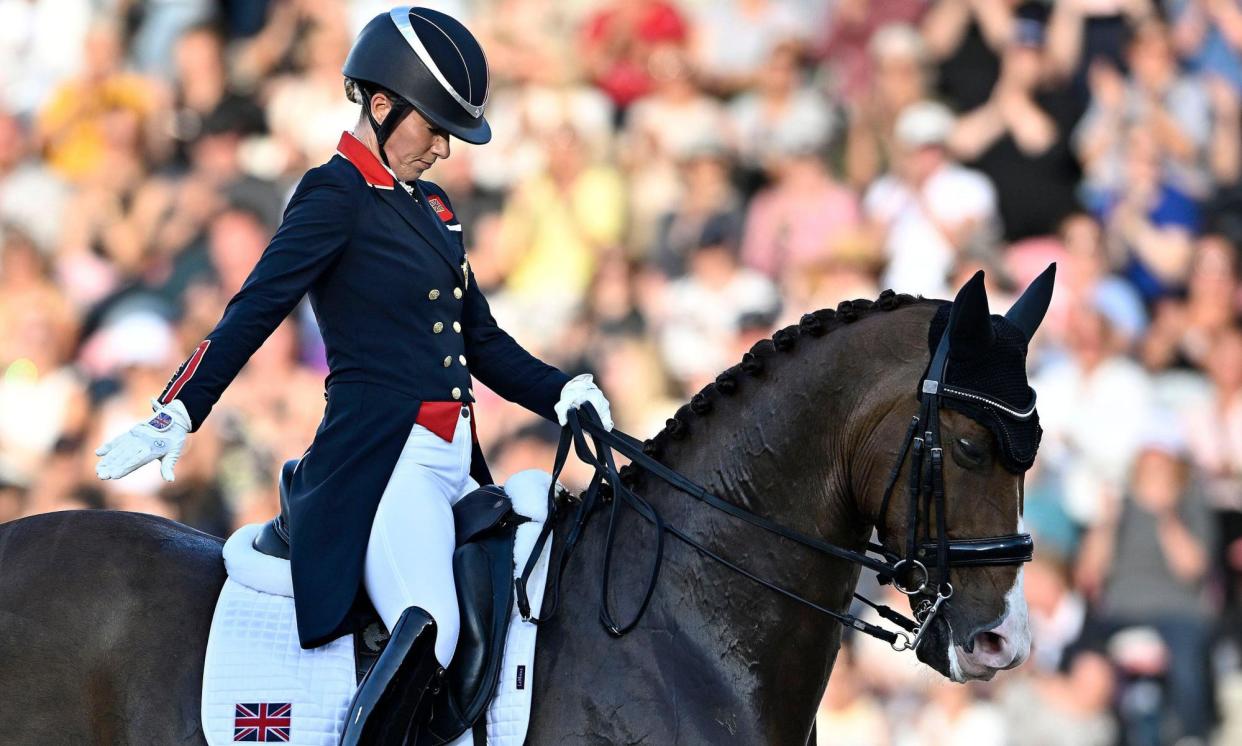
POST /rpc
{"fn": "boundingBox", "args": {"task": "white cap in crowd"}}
[894,100,955,148]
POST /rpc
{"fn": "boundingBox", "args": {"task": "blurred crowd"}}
[0,0,1240,743]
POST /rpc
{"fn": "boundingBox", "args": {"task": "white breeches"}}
[364,406,473,669]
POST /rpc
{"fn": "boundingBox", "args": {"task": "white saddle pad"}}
[201,469,555,746]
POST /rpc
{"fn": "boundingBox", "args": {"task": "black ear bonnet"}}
[918,265,1055,474]
[925,305,1040,472]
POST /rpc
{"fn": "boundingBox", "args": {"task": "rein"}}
[516,330,1034,653]
[517,408,918,649]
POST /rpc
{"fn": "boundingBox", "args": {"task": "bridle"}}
[870,325,1035,649]
[517,327,1034,653]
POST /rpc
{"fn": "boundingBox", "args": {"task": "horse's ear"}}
[947,270,994,355]
[1004,263,1056,342]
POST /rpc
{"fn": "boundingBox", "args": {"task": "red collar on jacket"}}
[336,131,395,189]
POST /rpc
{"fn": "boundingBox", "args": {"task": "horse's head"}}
[861,266,1054,682]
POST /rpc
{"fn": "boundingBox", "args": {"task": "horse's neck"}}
[642,351,869,726]
[534,323,882,743]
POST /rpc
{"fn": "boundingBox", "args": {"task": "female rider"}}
[93,8,613,744]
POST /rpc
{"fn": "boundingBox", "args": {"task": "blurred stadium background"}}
[0,0,1240,743]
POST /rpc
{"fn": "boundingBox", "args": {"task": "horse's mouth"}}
[947,645,1003,682]
[913,615,1001,682]
[913,615,955,678]
[915,611,1026,682]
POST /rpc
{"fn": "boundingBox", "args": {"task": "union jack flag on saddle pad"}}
[233,702,291,742]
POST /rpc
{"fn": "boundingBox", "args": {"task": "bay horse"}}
[0,272,1046,744]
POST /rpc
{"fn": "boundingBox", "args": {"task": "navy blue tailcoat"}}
[158,132,569,648]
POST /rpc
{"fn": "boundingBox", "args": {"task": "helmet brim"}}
[432,111,491,145]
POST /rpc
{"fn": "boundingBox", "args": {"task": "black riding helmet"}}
[343,5,491,164]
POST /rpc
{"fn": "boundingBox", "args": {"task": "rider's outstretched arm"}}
[158,167,359,429]
[96,166,359,481]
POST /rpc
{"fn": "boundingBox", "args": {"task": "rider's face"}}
[372,96,451,182]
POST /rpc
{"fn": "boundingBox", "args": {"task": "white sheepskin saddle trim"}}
[222,522,294,597]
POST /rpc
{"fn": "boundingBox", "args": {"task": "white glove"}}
[95,399,192,482]
[555,373,613,431]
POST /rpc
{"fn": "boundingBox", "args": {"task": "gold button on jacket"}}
[459,355,466,366]
[433,321,444,333]
[452,321,461,333]
[453,287,463,299]
[428,289,440,300]
[442,356,452,367]
[451,387,462,400]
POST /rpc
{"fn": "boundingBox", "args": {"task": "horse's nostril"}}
[975,631,1006,656]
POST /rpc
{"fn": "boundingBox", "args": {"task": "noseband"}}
[517,329,1034,653]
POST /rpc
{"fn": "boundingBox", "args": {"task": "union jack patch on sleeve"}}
[233,702,291,742]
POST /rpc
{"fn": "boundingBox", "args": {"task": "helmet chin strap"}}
[364,88,414,170]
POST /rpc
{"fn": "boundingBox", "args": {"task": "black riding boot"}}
[339,607,445,746]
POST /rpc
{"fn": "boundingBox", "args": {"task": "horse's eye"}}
[954,438,986,467]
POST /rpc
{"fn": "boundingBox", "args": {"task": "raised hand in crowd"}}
[1208,73,1242,185]
[949,26,1058,161]
[921,0,1016,60]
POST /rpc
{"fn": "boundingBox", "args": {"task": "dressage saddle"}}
[252,459,527,745]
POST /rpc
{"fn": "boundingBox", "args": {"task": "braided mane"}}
[619,290,930,486]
